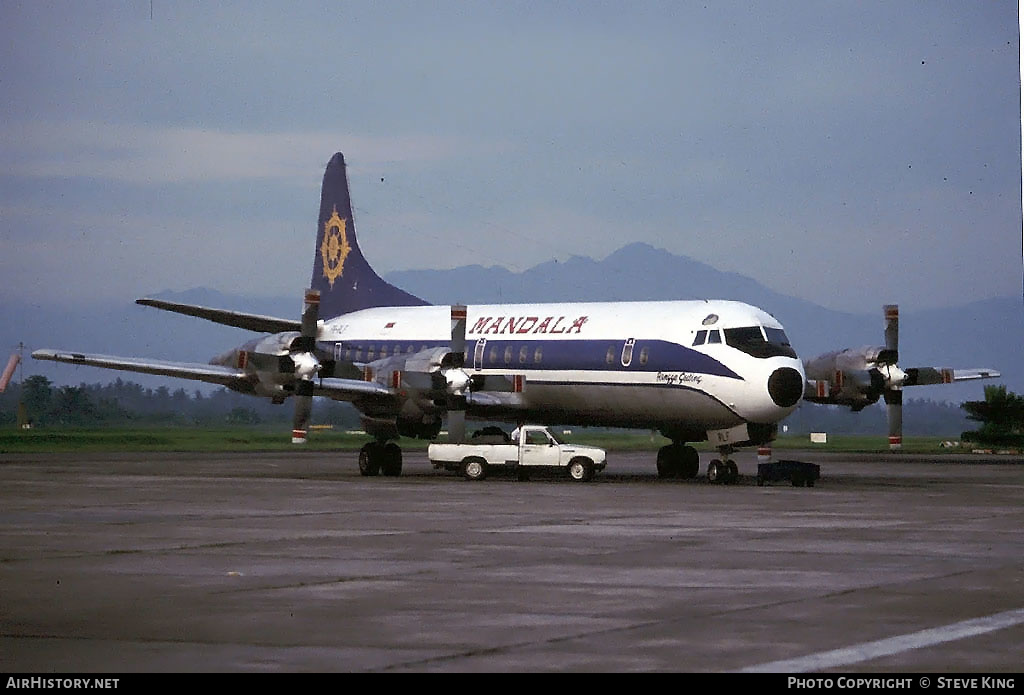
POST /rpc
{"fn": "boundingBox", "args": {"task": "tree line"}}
[3,375,1019,441]
[1,376,363,429]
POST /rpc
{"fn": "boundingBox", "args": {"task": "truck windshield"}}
[723,326,797,359]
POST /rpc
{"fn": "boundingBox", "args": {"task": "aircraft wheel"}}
[358,443,381,476]
[462,457,487,481]
[568,458,594,482]
[682,446,700,478]
[381,443,402,476]
[707,459,723,484]
[656,446,675,479]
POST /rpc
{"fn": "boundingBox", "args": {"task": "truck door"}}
[519,428,561,467]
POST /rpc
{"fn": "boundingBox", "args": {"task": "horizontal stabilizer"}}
[136,299,300,334]
[32,349,251,389]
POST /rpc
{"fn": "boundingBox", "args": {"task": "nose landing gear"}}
[707,445,739,484]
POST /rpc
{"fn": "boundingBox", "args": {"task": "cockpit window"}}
[764,327,792,348]
[724,326,797,359]
[692,330,708,346]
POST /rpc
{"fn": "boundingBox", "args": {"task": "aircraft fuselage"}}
[317,299,805,440]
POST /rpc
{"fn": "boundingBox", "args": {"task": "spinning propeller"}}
[804,304,1000,450]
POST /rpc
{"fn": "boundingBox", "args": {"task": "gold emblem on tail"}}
[320,207,351,287]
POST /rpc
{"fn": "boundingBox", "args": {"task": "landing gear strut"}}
[656,442,700,479]
[707,445,739,484]
[359,440,403,477]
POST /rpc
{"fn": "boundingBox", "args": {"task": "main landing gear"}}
[358,440,403,477]
[656,442,700,479]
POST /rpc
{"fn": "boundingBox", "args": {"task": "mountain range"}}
[4,242,1020,404]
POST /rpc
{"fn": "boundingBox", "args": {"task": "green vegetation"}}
[1,375,363,429]
[0,375,998,455]
[0,425,976,455]
[0,427,434,454]
[961,385,1024,447]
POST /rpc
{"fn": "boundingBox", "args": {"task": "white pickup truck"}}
[428,425,607,481]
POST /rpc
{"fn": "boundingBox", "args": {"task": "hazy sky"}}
[2,1,1021,314]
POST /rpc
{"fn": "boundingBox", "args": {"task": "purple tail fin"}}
[311,152,429,318]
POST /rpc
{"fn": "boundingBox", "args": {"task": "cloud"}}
[0,121,511,185]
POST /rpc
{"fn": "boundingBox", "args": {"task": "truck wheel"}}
[462,457,487,481]
[707,459,723,484]
[516,466,531,482]
[568,458,594,482]
[725,460,739,484]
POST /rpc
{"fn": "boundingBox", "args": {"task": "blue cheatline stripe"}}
[326,338,742,379]
[740,607,1024,672]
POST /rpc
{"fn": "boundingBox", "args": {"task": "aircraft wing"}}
[32,349,254,389]
[313,377,395,400]
[905,367,1001,386]
[135,299,300,334]
[466,391,526,408]
[33,349,397,403]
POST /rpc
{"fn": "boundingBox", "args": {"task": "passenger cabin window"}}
[605,346,615,365]
[504,346,513,364]
[638,346,649,365]
[533,347,543,363]
[519,345,528,364]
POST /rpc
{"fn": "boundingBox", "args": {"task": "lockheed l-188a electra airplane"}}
[35,152,811,483]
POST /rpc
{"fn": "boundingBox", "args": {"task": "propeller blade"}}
[291,289,321,444]
[291,289,321,354]
[884,388,902,450]
[883,304,899,359]
[450,305,467,368]
[292,381,314,444]
[301,289,320,337]
[447,405,466,444]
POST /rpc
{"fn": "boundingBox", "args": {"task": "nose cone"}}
[768,367,804,408]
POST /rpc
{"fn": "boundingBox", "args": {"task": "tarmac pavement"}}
[1,449,1022,673]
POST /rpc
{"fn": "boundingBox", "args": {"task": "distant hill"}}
[3,242,1020,406]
